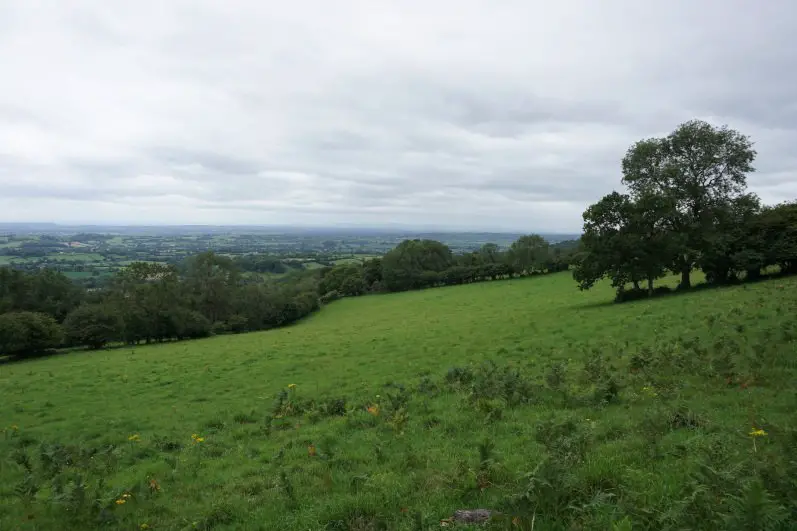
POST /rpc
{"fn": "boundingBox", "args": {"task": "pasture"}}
[1,273,796,530]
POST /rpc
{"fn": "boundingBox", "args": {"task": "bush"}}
[319,290,341,305]
[63,304,123,349]
[0,311,63,358]
[225,314,249,333]
[173,309,212,339]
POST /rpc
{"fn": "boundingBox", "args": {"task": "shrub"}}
[211,321,229,335]
[225,314,249,333]
[319,291,341,305]
[445,366,475,386]
[63,304,123,349]
[534,415,593,464]
[173,309,212,339]
[0,311,63,358]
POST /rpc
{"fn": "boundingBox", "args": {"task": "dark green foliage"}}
[63,304,123,349]
[233,254,292,274]
[17,255,324,351]
[576,120,797,300]
[446,362,538,408]
[172,308,212,339]
[534,416,593,464]
[0,311,63,357]
[755,201,797,274]
[322,397,348,417]
[381,239,454,291]
[622,120,756,289]
[319,265,366,297]
[319,290,341,305]
[0,267,82,321]
[508,234,550,274]
[313,234,576,304]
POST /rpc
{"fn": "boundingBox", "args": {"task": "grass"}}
[1,273,796,529]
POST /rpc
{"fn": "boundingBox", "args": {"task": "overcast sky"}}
[1,1,795,232]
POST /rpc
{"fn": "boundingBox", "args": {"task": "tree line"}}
[573,120,797,301]
[0,236,578,359]
[0,253,322,358]
[316,236,577,300]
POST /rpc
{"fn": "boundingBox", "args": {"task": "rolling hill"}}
[1,272,796,530]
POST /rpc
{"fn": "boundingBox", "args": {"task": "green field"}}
[48,252,106,262]
[2,273,796,529]
[0,256,27,265]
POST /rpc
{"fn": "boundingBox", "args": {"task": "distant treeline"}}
[0,235,578,359]
[573,120,797,301]
[316,236,578,301]
[0,254,321,358]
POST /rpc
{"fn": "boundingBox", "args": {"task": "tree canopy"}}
[575,120,795,300]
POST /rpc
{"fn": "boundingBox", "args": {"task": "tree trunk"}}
[632,280,640,291]
[647,277,654,296]
[680,266,691,289]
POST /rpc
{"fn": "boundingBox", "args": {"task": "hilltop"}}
[1,272,796,530]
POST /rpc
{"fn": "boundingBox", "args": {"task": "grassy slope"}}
[1,273,796,530]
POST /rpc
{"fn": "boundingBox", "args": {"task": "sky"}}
[1,1,796,232]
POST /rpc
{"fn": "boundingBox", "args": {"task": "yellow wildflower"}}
[115,499,126,505]
[288,383,297,389]
[191,433,204,443]
[128,434,140,442]
[366,404,380,416]
[10,424,19,431]
[140,524,150,530]
[749,428,767,437]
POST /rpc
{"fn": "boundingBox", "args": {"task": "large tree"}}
[0,311,64,358]
[756,201,797,274]
[184,252,240,324]
[508,234,550,274]
[111,262,186,343]
[573,192,671,294]
[381,239,454,292]
[621,120,756,288]
[697,194,763,284]
[0,267,82,321]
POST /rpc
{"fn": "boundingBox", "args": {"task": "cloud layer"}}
[1,0,796,231]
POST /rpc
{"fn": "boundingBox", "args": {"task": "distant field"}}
[61,271,99,279]
[332,257,369,265]
[0,256,29,265]
[1,273,796,529]
[47,252,106,262]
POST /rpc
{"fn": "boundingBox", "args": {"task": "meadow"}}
[1,272,796,530]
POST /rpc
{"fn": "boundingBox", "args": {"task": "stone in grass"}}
[440,509,495,526]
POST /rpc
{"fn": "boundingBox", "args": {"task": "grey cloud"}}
[147,147,262,176]
[0,0,796,231]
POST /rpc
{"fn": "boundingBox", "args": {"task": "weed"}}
[545,361,567,391]
[534,416,593,465]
